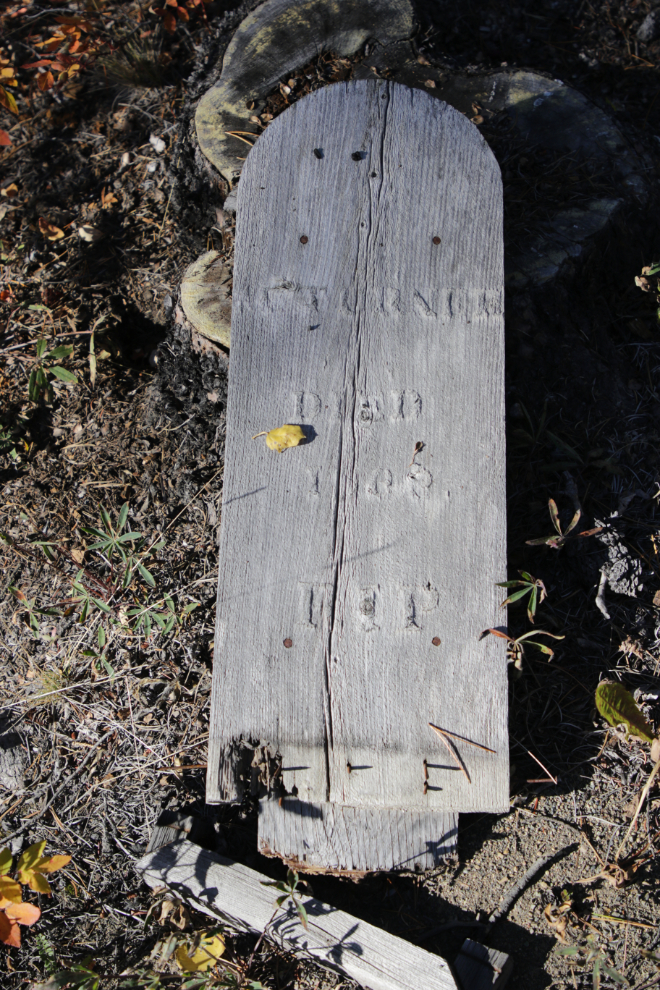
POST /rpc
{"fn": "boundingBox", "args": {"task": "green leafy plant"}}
[558,935,627,989]
[261,868,308,930]
[481,626,565,671]
[82,504,156,589]
[127,595,199,640]
[497,571,546,623]
[36,934,58,976]
[28,339,78,403]
[526,498,602,550]
[8,586,60,639]
[595,681,655,743]
[34,957,101,990]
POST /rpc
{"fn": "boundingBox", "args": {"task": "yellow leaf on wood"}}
[252,424,306,453]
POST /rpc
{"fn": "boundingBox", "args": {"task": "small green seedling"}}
[8,586,60,639]
[261,868,309,930]
[82,504,154,588]
[481,626,565,671]
[526,498,602,550]
[28,339,78,403]
[558,935,627,990]
[497,571,546,623]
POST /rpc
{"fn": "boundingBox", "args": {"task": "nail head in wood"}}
[283,638,293,648]
[299,235,308,244]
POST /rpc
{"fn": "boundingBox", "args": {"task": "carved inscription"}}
[298,584,325,629]
[367,469,393,498]
[402,583,439,631]
[390,390,421,421]
[291,391,321,421]
[406,465,433,498]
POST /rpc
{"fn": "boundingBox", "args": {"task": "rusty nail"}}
[347,762,352,774]
[313,148,323,159]
[433,236,441,245]
[432,636,441,647]
[423,780,428,795]
[300,235,308,244]
[283,638,293,648]
[423,759,429,781]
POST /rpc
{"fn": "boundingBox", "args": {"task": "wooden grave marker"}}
[207,79,507,867]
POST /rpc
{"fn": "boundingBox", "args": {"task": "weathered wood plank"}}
[207,79,507,813]
[136,839,458,990]
[454,939,513,990]
[258,798,457,872]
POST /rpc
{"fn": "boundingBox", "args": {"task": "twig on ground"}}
[487,844,578,927]
[0,729,115,842]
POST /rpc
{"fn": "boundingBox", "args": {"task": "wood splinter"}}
[428,723,471,784]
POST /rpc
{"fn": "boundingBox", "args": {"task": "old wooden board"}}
[258,798,457,872]
[207,78,507,813]
[136,839,458,990]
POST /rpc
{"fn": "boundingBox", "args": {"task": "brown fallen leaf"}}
[38,217,64,241]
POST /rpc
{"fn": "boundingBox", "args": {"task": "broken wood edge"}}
[136,838,459,990]
[195,0,414,182]
[454,939,513,990]
[258,838,370,879]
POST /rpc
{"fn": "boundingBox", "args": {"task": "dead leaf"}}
[1,183,18,198]
[101,187,118,210]
[652,737,660,763]
[0,130,11,147]
[175,932,225,972]
[38,218,65,241]
[78,225,103,243]
[595,681,655,743]
[544,900,573,942]
[252,424,306,453]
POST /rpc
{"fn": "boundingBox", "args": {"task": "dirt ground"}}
[1,1,660,989]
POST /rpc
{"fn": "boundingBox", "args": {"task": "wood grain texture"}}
[258,798,457,872]
[208,79,507,812]
[195,0,413,182]
[136,839,458,990]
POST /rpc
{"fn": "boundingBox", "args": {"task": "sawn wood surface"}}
[137,839,458,990]
[207,79,507,813]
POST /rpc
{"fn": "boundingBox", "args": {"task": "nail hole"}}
[432,636,441,647]
[313,148,323,159]
[283,638,293,648]
[370,171,377,178]
[351,151,363,161]
[300,235,308,244]
[433,236,441,245]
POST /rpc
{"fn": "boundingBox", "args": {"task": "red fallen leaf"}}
[0,289,13,302]
[0,130,11,147]
[0,912,19,948]
[22,59,57,68]
[4,901,41,926]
